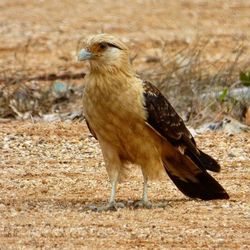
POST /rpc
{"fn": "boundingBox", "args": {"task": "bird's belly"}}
[84,99,165,180]
[83,90,144,149]
[88,111,160,163]
[83,86,163,169]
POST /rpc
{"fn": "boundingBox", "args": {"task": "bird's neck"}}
[89,59,134,77]
[85,66,135,98]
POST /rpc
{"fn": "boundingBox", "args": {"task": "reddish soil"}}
[0,121,249,249]
[0,1,250,249]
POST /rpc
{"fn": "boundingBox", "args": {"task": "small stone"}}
[228,153,236,158]
[0,203,6,210]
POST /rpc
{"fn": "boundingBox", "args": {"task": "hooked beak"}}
[78,49,93,61]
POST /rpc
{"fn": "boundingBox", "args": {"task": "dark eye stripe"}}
[98,42,122,50]
[105,42,122,50]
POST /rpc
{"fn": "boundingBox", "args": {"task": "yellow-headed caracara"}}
[78,34,229,210]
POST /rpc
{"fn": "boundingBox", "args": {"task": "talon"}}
[97,202,125,212]
[116,202,125,209]
[133,200,152,209]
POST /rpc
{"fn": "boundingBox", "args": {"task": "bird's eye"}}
[99,43,108,50]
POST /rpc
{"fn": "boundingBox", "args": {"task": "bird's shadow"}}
[15,197,214,213]
[82,198,192,212]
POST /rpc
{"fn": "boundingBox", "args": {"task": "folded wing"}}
[142,80,229,200]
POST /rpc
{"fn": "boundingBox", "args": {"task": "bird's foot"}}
[133,200,152,209]
[97,201,125,212]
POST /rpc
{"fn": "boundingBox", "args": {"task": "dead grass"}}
[0,1,250,124]
[1,42,249,125]
[139,41,250,126]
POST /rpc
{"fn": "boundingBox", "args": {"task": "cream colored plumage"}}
[78,34,229,210]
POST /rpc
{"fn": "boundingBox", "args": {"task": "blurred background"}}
[0,0,249,127]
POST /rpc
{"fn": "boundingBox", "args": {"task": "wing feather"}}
[142,80,228,200]
[142,80,194,144]
[142,80,220,172]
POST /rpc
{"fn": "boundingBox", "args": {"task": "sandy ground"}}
[0,0,250,249]
[0,121,249,249]
[0,0,250,76]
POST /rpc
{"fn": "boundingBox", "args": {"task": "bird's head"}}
[78,34,133,74]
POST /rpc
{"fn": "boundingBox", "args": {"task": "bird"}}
[78,34,229,210]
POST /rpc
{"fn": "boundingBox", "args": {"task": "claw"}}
[97,202,125,212]
[133,200,152,209]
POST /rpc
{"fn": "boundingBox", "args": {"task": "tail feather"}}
[163,154,229,200]
[164,165,229,200]
[199,150,221,172]
[185,149,221,173]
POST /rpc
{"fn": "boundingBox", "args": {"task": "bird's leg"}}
[142,176,149,204]
[109,178,117,205]
[133,175,152,209]
[94,140,125,211]
[97,172,125,212]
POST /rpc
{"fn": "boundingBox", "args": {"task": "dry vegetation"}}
[0,0,250,125]
[0,0,250,249]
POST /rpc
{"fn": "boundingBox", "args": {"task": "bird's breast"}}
[82,76,165,171]
[82,76,148,146]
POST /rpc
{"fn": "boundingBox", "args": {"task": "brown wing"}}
[142,80,220,172]
[142,80,229,200]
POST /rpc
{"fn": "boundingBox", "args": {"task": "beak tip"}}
[78,49,92,61]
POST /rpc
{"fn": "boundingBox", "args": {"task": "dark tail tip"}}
[165,169,229,200]
[199,150,221,172]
